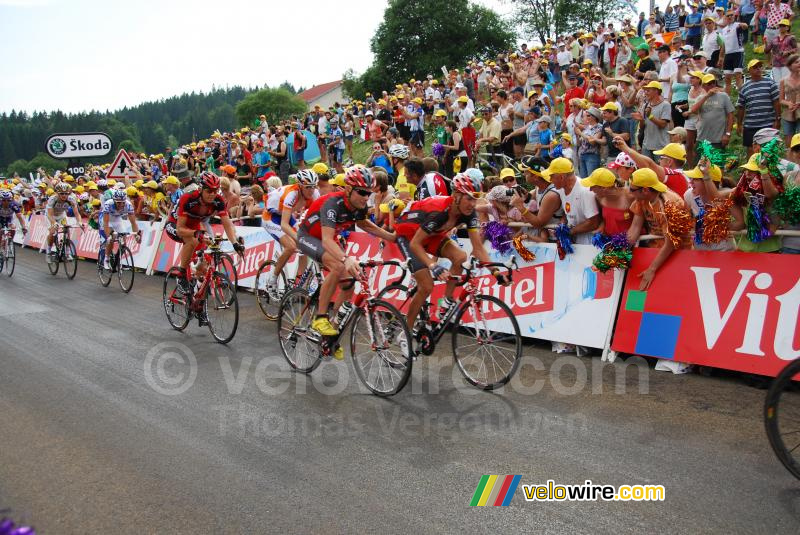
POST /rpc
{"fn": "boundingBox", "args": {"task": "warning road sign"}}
[106,149,135,180]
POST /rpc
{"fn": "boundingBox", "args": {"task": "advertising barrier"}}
[611,247,800,377]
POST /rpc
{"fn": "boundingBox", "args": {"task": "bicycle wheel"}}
[5,239,14,277]
[765,358,800,480]
[97,249,112,287]
[47,243,59,276]
[277,287,321,373]
[64,240,78,279]
[218,252,238,289]
[451,294,522,390]
[255,259,288,320]
[205,272,238,344]
[163,267,191,331]
[117,245,135,293]
[350,299,413,396]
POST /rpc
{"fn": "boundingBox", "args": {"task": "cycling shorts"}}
[262,212,296,242]
[296,229,325,263]
[396,234,453,273]
[99,219,131,241]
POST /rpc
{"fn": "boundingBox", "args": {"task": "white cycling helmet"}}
[463,167,484,184]
[296,169,319,186]
[388,144,410,160]
[55,183,72,193]
[112,189,127,201]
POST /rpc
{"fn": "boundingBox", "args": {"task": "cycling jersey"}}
[46,193,78,215]
[101,199,135,221]
[168,189,227,227]
[0,200,21,226]
[299,191,368,239]
[395,195,478,239]
[415,172,450,200]
[264,183,319,216]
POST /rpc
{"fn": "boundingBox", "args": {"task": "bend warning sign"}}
[106,149,135,179]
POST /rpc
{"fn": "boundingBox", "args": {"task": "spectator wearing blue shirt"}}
[685,4,704,50]
[251,143,271,179]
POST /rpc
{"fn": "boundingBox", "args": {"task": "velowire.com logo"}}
[470,475,522,507]
[48,137,67,155]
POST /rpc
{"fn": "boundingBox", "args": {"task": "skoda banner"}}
[45,132,112,159]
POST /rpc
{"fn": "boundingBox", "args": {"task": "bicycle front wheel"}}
[218,252,238,289]
[765,358,800,480]
[64,240,78,279]
[205,272,238,344]
[277,288,321,373]
[376,284,412,314]
[255,259,288,320]
[117,245,135,293]
[98,249,112,286]
[350,300,413,396]
[451,294,522,390]
[163,267,191,331]
[47,245,59,275]
[4,240,14,277]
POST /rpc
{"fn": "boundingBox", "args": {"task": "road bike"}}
[377,256,522,390]
[277,259,412,396]
[0,226,20,277]
[162,235,241,344]
[46,224,79,279]
[764,358,800,480]
[255,241,321,320]
[98,231,140,292]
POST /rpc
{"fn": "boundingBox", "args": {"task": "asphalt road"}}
[0,246,798,534]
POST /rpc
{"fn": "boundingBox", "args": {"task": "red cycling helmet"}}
[344,165,374,189]
[200,171,221,191]
[451,172,483,196]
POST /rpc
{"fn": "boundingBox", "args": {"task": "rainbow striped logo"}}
[470,475,522,506]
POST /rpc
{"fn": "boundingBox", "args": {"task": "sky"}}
[0,0,649,114]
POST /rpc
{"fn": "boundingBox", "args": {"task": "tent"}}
[286,130,321,165]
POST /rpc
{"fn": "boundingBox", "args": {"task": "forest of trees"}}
[0,83,303,176]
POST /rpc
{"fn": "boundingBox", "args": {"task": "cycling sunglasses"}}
[353,188,372,197]
[465,191,486,199]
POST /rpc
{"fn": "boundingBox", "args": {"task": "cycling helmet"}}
[96,179,108,188]
[0,190,13,201]
[112,189,127,201]
[78,192,90,202]
[200,171,221,190]
[55,182,72,193]
[344,165,374,188]
[114,181,127,190]
[463,167,484,184]
[388,144,410,160]
[296,169,319,186]
[452,172,483,196]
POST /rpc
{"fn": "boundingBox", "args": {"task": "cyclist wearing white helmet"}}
[261,169,320,297]
[387,143,410,187]
[394,172,509,334]
[99,188,141,270]
[0,189,28,236]
[45,182,83,258]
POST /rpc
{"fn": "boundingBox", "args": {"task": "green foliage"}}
[350,0,514,96]
[5,152,64,178]
[507,0,631,42]
[342,68,367,101]
[234,88,308,127]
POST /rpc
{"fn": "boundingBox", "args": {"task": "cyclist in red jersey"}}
[166,172,244,288]
[297,165,396,348]
[395,172,510,333]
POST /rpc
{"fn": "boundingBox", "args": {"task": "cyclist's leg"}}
[439,238,467,300]
[274,234,296,275]
[296,231,340,318]
[397,236,432,331]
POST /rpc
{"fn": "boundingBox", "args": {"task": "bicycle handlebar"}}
[450,255,518,286]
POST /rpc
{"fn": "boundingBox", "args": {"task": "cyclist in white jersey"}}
[100,189,142,269]
[261,169,320,296]
[46,183,83,257]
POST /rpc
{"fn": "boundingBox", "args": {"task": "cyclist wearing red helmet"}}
[297,165,396,348]
[166,172,244,287]
[394,172,510,333]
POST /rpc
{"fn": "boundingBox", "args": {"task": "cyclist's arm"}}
[71,201,83,226]
[103,212,111,236]
[46,206,56,225]
[357,218,395,242]
[15,211,27,231]
[127,213,140,234]
[218,214,239,245]
[280,207,297,242]
[468,229,492,265]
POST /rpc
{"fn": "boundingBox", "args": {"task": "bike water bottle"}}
[335,302,354,326]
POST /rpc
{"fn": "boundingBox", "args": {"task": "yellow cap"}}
[91,198,101,207]
[685,164,722,182]
[499,168,516,180]
[653,142,687,161]
[457,96,469,103]
[643,81,663,91]
[46,188,55,195]
[600,102,619,112]
[63,174,75,182]
[560,133,572,144]
[631,168,667,192]
[434,109,447,117]
[412,97,423,104]
[746,59,763,70]
[378,99,387,105]
[74,185,85,194]
[701,73,717,84]
[162,175,180,186]
[688,70,705,79]
[134,179,144,188]
[126,186,138,197]
[107,179,116,186]
[581,168,616,188]
[791,133,800,149]
[740,153,763,171]
[87,184,99,191]
[331,174,346,187]
[779,18,791,26]
[546,157,574,175]
[144,180,159,189]
[312,162,329,175]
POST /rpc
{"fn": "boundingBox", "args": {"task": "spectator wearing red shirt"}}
[562,74,586,109]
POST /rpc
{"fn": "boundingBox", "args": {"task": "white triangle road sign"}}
[106,149,135,180]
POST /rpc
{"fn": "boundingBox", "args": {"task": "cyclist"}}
[99,189,142,270]
[46,183,83,260]
[0,190,28,236]
[165,172,244,301]
[394,172,510,335]
[296,165,396,359]
[415,170,450,200]
[261,168,320,298]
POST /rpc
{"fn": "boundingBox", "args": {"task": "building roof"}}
[297,80,343,104]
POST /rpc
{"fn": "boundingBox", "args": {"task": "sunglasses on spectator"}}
[629,186,643,192]
[502,177,516,183]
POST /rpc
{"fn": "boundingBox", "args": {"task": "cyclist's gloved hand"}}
[22,228,28,235]
[430,264,449,281]
[135,230,142,244]
[492,269,511,286]
[233,241,245,255]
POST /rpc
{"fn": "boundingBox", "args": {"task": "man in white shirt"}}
[545,157,601,245]
[657,45,678,101]
[557,42,572,77]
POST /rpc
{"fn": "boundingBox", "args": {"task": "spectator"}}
[765,19,798,85]
[600,101,630,162]
[692,73,735,149]
[683,162,745,252]
[545,157,600,245]
[575,107,605,177]
[737,59,781,155]
[780,55,800,145]
[718,10,749,94]
[510,156,564,236]
[581,167,634,235]
[615,137,689,196]
[633,81,672,160]
[635,44,657,74]
[702,17,723,67]
[685,3,704,50]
